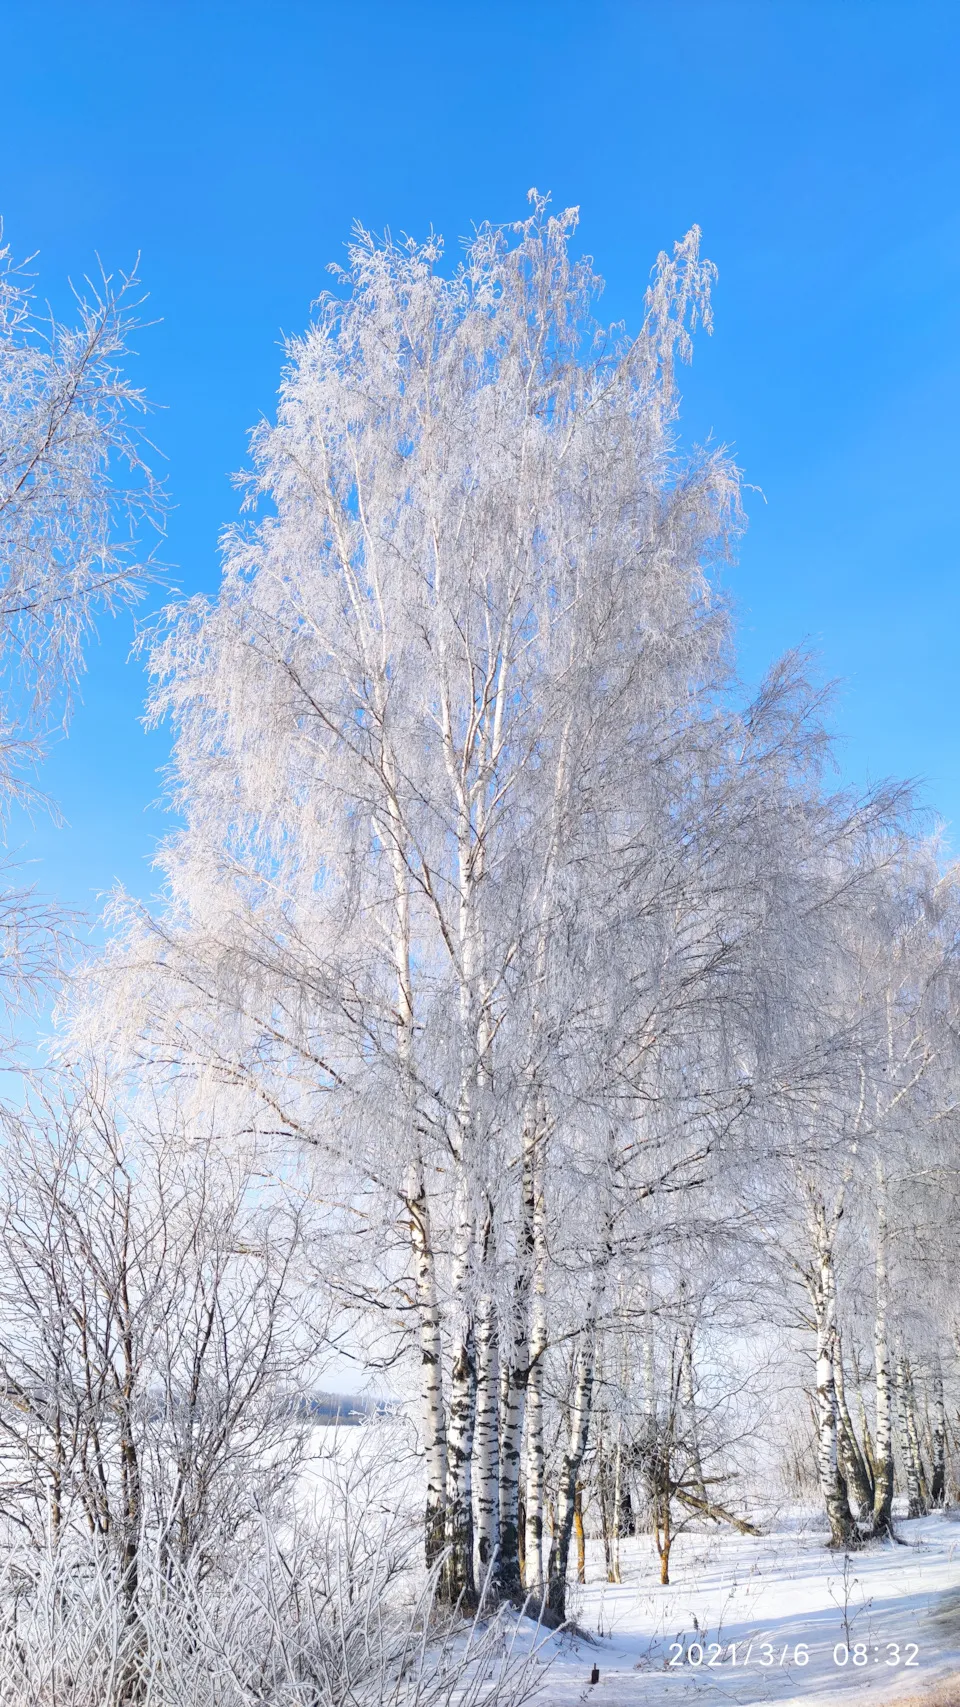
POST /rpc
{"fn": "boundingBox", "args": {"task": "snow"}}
[292,1434,960,1706]
[527,1513,960,1706]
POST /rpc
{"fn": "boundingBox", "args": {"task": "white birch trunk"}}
[407,1164,448,1565]
[639,1288,656,1522]
[498,1321,528,1597]
[498,1128,534,1599]
[522,1129,548,1599]
[444,1173,477,1603]
[898,1356,927,1517]
[445,1326,477,1602]
[872,1164,894,1537]
[611,1419,623,1584]
[474,1284,500,1594]
[812,1207,855,1547]
[643,1303,655,1433]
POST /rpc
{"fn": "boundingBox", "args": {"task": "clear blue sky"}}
[2,0,959,931]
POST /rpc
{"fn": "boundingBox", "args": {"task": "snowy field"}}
[527,1513,960,1707]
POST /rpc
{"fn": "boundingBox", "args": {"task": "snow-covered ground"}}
[296,1437,960,1706]
[529,1513,960,1706]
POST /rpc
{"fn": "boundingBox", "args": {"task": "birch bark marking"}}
[117,1183,143,1619]
[474,1214,501,1595]
[444,1172,478,1605]
[445,1325,477,1601]
[812,1205,856,1547]
[407,1166,448,1566]
[498,1123,534,1599]
[871,1162,895,1538]
[523,1121,549,1600]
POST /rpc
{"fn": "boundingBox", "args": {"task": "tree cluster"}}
[73,201,960,1613]
[0,201,957,1707]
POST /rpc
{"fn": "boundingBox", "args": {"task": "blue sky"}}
[2,0,959,932]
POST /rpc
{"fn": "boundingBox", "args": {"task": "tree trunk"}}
[835,1334,873,1519]
[474,1284,501,1595]
[812,1208,856,1547]
[898,1356,928,1518]
[638,1288,656,1530]
[909,1384,930,1511]
[393,835,451,1572]
[681,1325,706,1503]
[499,1115,536,1599]
[546,1333,595,1620]
[407,1169,448,1567]
[872,1167,895,1538]
[444,1167,478,1605]
[574,1482,586,1583]
[522,1131,548,1600]
[838,1417,872,1523]
[931,1355,946,1507]
[610,1419,624,1584]
[654,1475,672,1585]
[522,1330,546,1600]
[856,1384,877,1485]
[498,1348,528,1598]
[445,1322,477,1603]
[596,1407,614,1581]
